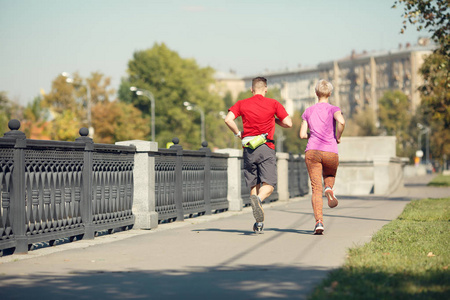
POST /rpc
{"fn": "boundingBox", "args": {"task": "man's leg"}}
[250,183,270,232]
[250,184,260,196]
[250,184,265,223]
[254,183,274,202]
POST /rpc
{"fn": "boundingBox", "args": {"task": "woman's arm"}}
[299,120,309,139]
[334,111,345,144]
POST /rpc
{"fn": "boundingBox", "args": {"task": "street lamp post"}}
[417,123,431,165]
[184,101,205,143]
[130,87,155,142]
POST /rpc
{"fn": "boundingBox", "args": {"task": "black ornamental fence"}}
[154,141,228,223]
[0,120,135,255]
[0,120,309,255]
[288,153,309,198]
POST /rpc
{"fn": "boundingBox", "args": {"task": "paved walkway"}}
[0,175,448,300]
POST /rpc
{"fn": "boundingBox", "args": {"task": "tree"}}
[394,0,449,163]
[21,95,52,139]
[345,106,379,137]
[235,88,281,103]
[91,100,150,144]
[394,0,449,55]
[280,110,307,154]
[0,91,23,135]
[119,43,225,149]
[42,73,82,116]
[88,71,115,104]
[0,91,12,134]
[49,109,81,141]
[378,90,413,157]
[223,91,234,111]
[42,72,124,141]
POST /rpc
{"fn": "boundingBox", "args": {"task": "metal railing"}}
[154,142,228,223]
[0,121,135,254]
[288,153,309,198]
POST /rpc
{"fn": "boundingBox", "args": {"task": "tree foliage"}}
[0,91,23,135]
[378,90,413,157]
[394,0,449,163]
[235,88,281,103]
[419,51,450,127]
[21,96,52,139]
[49,109,81,141]
[280,110,307,154]
[345,106,378,137]
[42,73,82,116]
[92,100,150,144]
[119,43,225,149]
[41,72,148,142]
[394,0,449,55]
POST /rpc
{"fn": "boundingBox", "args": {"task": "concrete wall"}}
[336,136,404,195]
[338,136,396,161]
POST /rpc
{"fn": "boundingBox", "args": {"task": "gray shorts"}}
[243,144,277,188]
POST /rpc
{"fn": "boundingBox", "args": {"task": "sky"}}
[0,0,429,106]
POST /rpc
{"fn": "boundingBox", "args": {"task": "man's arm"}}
[275,116,292,128]
[224,111,242,138]
[334,111,345,144]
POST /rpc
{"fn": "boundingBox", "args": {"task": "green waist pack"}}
[244,134,268,150]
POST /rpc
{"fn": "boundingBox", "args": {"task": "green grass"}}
[428,175,450,187]
[309,198,450,300]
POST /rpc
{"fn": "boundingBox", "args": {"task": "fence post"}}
[76,128,95,239]
[116,140,159,229]
[215,148,243,211]
[299,155,309,196]
[170,138,184,221]
[200,141,212,215]
[276,152,290,201]
[4,120,28,253]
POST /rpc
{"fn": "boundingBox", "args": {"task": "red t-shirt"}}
[229,94,289,150]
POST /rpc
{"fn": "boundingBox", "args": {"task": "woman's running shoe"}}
[314,220,324,235]
[324,187,338,208]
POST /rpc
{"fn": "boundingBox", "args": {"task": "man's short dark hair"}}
[252,77,267,90]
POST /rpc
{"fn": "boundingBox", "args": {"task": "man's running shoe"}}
[314,220,324,235]
[250,195,264,222]
[324,187,338,208]
[253,222,264,234]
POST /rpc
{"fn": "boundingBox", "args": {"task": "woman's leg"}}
[322,152,339,189]
[305,150,324,222]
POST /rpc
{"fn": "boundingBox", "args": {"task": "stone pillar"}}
[215,148,243,211]
[373,156,390,195]
[276,152,290,201]
[116,140,159,229]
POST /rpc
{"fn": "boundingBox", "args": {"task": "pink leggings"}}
[305,150,339,222]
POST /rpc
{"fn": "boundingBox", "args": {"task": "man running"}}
[225,77,292,233]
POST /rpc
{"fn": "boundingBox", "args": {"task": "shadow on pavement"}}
[194,228,314,235]
[0,265,331,300]
[271,208,395,223]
